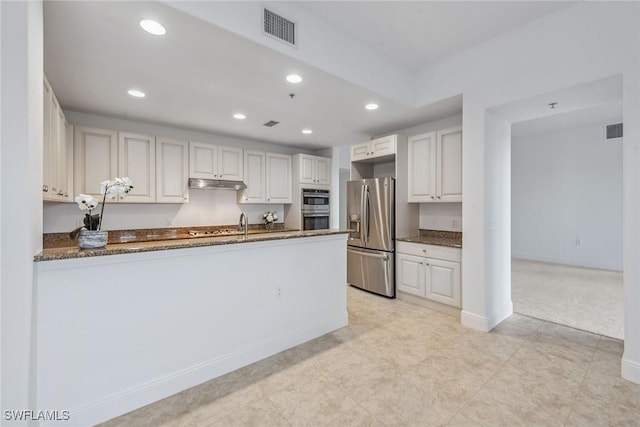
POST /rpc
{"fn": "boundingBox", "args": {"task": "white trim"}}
[621,356,640,385]
[461,300,513,332]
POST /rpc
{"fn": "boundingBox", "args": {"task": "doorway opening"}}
[493,75,624,339]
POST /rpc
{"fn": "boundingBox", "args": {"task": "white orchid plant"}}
[263,211,278,224]
[70,177,134,239]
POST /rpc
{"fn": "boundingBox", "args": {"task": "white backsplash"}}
[43,190,284,233]
[419,203,462,232]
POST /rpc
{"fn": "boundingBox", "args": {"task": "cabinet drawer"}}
[396,241,461,262]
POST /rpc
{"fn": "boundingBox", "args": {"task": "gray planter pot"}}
[78,230,108,249]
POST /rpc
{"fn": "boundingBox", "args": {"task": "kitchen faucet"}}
[238,212,248,238]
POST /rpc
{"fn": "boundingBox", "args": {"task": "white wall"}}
[1,1,42,423]
[43,111,314,233]
[512,119,623,271]
[413,1,639,382]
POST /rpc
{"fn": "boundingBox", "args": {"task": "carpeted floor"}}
[511,259,624,339]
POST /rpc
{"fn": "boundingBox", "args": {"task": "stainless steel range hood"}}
[188,178,247,190]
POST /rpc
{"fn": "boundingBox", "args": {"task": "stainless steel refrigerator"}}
[346,177,395,297]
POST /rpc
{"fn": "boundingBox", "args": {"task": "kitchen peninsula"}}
[34,229,348,426]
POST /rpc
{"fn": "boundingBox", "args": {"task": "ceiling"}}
[44,1,574,150]
[298,1,571,71]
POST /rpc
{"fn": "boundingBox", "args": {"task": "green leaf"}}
[69,226,83,240]
[83,213,100,230]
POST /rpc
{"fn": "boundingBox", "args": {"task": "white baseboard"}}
[53,312,348,427]
[621,356,640,385]
[461,300,513,332]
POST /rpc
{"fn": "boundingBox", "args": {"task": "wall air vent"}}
[263,120,280,127]
[263,8,297,47]
[605,123,623,141]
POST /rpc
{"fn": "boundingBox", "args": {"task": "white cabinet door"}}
[408,132,437,202]
[397,253,426,297]
[189,142,218,179]
[43,78,54,200]
[240,150,266,203]
[218,146,243,181]
[370,134,396,158]
[299,155,316,185]
[118,132,156,203]
[316,157,331,186]
[156,139,189,203]
[266,153,292,203]
[351,142,370,161]
[426,258,461,308]
[55,100,70,201]
[437,127,462,202]
[74,126,118,199]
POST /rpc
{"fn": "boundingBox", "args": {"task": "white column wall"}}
[1,0,43,422]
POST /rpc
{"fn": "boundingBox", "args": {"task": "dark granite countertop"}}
[35,229,350,262]
[396,229,462,248]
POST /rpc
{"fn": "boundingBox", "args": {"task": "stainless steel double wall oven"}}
[301,188,330,230]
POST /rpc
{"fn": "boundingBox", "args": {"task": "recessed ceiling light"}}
[140,19,166,36]
[286,74,302,84]
[127,89,146,98]
[302,129,313,134]
[365,103,379,110]
[233,113,246,120]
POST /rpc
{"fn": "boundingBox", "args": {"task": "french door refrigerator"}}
[346,177,395,297]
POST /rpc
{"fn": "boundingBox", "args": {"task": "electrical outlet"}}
[275,286,282,298]
[452,219,458,229]
[166,217,173,226]
[575,236,582,246]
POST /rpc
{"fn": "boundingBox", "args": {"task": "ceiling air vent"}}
[263,120,280,127]
[263,8,296,47]
[605,123,623,141]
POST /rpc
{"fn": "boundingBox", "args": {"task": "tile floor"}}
[99,286,639,427]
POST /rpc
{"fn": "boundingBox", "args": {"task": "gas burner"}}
[187,229,238,237]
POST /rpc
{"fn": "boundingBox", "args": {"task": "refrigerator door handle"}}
[361,184,368,243]
[365,186,371,243]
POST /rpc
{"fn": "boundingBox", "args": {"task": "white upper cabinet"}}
[407,131,437,202]
[239,151,291,204]
[266,153,292,203]
[295,154,331,186]
[408,126,462,203]
[156,138,189,203]
[74,126,118,200]
[351,134,397,162]
[118,132,156,203]
[189,142,243,181]
[240,150,266,203]
[437,127,463,202]
[43,76,71,202]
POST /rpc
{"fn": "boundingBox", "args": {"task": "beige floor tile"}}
[597,335,625,356]
[445,413,483,427]
[580,367,640,410]
[326,404,387,427]
[505,341,591,383]
[201,398,291,427]
[536,321,601,350]
[97,392,190,427]
[490,313,543,339]
[360,373,456,426]
[460,362,580,427]
[266,374,359,426]
[565,394,640,427]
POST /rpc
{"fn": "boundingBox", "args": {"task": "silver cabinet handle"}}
[58,190,64,196]
[43,185,48,192]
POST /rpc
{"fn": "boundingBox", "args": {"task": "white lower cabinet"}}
[396,241,461,308]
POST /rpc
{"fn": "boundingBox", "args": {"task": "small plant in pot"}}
[70,177,133,249]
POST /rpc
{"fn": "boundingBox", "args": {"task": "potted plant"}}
[263,211,278,230]
[70,177,133,249]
